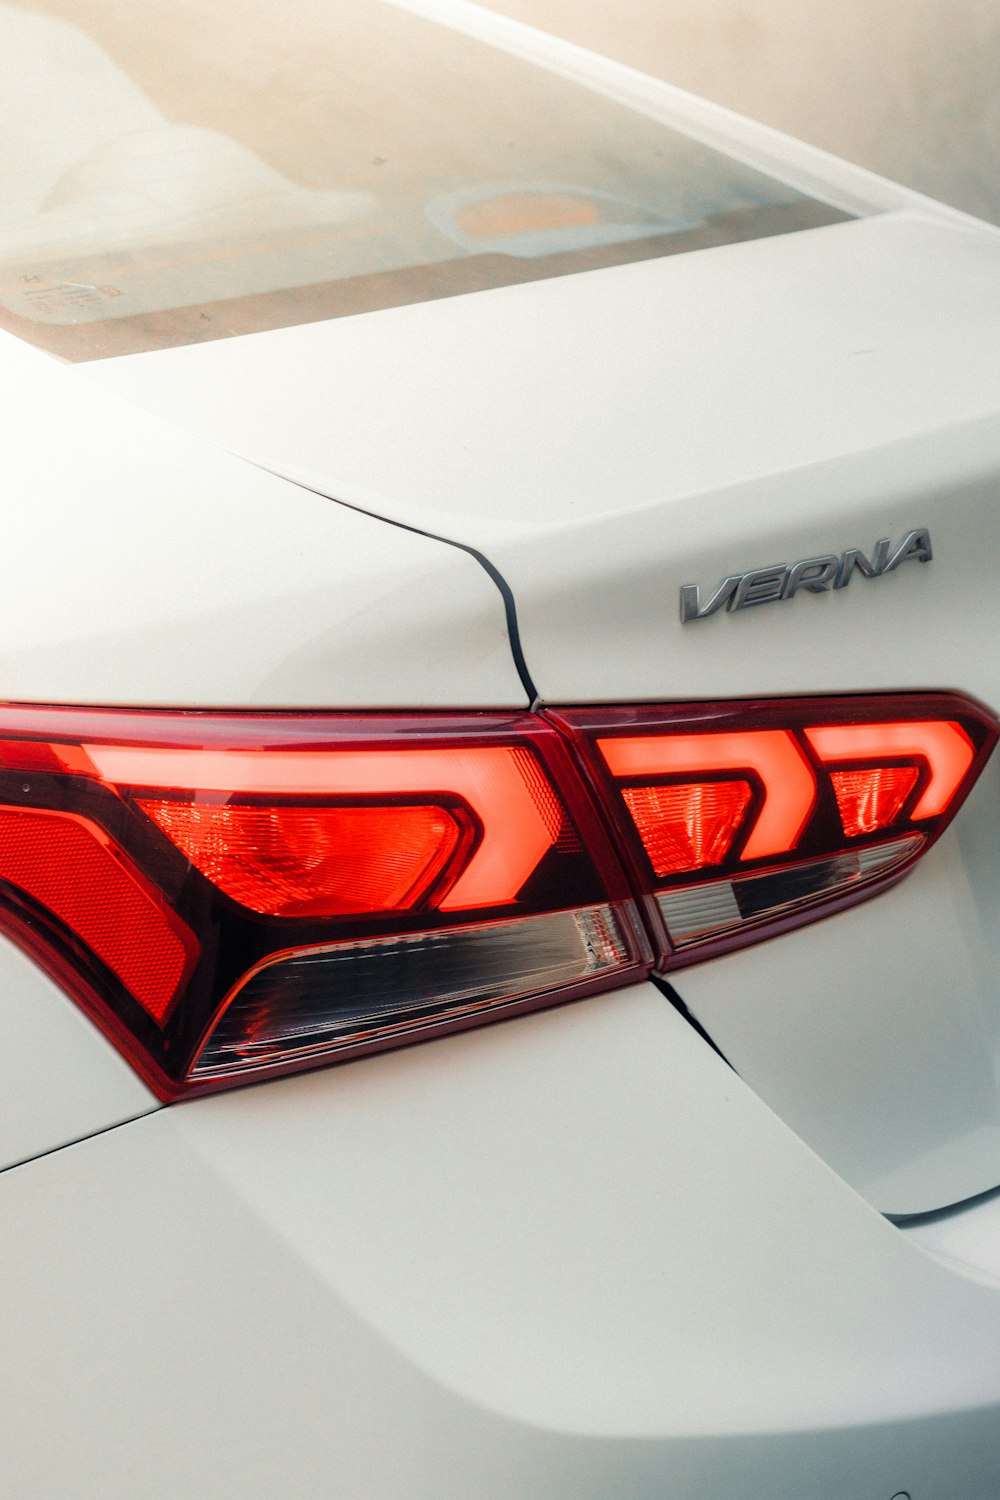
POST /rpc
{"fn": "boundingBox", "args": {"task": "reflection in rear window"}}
[0,0,852,360]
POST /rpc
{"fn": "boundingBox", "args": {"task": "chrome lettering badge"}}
[679,530,932,624]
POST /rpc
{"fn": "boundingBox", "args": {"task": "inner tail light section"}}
[547,694,997,967]
[804,721,975,819]
[0,707,647,1097]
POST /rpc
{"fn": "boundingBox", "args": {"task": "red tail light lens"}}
[136,800,469,917]
[599,729,817,859]
[804,720,975,819]
[548,694,997,966]
[0,807,194,1021]
[0,693,993,1095]
[828,766,919,838]
[621,778,754,877]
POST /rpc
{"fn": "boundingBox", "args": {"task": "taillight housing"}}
[549,693,997,966]
[0,693,992,1097]
[0,707,649,1097]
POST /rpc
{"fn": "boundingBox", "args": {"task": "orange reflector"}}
[140,801,465,917]
[0,807,192,1020]
[804,721,974,818]
[830,765,919,838]
[621,780,752,876]
[598,731,816,860]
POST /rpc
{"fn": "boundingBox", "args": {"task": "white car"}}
[2,1,1000,1495]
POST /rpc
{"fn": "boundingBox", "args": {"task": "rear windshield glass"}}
[0,0,852,359]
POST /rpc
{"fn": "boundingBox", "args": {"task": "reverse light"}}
[193,906,631,1079]
[548,694,997,966]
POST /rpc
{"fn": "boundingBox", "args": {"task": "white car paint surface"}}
[4,989,1000,1498]
[0,330,524,711]
[1,1,1000,1497]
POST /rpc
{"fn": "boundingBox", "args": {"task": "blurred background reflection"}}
[482,0,1000,225]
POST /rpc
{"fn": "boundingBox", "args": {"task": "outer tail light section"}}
[548,694,998,966]
[0,707,648,1097]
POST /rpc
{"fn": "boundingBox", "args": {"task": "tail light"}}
[549,693,997,964]
[0,694,992,1097]
[0,707,648,1097]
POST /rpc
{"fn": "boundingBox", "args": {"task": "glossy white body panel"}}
[0,932,156,1169]
[4,985,1000,1498]
[902,1189,1000,1289]
[87,209,996,515]
[0,331,523,711]
[88,211,1000,703]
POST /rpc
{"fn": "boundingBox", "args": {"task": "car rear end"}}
[2,1,1000,1496]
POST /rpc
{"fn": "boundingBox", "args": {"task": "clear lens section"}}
[192,904,636,1078]
[658,836,922,945]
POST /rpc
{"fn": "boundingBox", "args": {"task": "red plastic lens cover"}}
[547,693,998,965]
[621,779,753,877]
